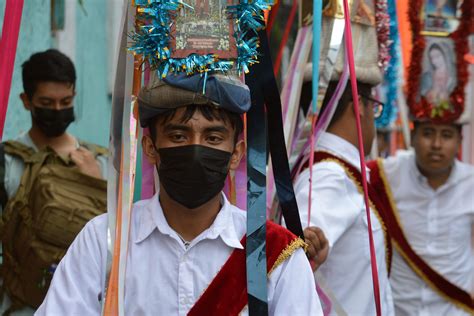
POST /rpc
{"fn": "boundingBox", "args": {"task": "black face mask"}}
[157,145,232,209]
[31,106,75,137]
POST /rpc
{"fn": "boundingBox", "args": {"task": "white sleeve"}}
[294,164,361,248]
[96,154,108,180]
[268,248,323,315]
[35,215,107,316]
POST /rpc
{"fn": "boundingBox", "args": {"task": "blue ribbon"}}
[312,0,322,114]
[376,0,399,129]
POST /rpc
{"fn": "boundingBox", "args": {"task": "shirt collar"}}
[317,132,364,171]
[135,193,243,250]
[410,152,462,189]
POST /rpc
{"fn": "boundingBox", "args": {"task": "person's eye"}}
[39,101,53,107]
[207,135,224,144]
[169,134,187,142]
[61,99,73,107]
[442,132,453,139]
[422,131,433,138]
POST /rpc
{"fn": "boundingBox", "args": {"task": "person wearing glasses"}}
[293,79,394,315]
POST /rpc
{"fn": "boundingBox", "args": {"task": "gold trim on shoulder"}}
[268,237,307,275]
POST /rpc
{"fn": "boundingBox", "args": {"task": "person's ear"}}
[20,93,31,111]
[229,139,245,171]
[357,96,369,118]
[142,135,159,165]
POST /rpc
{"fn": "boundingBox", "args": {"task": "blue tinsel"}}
[129,0,273,78]
[376,0,400,129]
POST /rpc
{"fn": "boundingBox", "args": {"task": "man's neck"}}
[327,125,358,150]
[417,164,452,190]
[159,188,222,241]
[28,125,76,156]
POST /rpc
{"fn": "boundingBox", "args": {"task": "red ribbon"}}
[0,0,24,140]
[273,0,298,77]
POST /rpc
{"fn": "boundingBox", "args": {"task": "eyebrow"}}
[162,123,230,134]
[37,96,73,102]
[162,124,193,133]
[203,126,230,134]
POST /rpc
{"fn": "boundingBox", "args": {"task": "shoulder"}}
[294,160,350,191]
[454,160,474,186]
[78,140,108,157]
[266,221,298,244]
[81,213,109,241]
[379,150,413,178]
[266,221,306,274]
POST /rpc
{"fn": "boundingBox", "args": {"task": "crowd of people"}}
[0,2,472,315]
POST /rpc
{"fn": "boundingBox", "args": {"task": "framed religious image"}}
[419,37,457,107]
[422,0,459,35]
[171,0,238,58]
[321,0,374,26]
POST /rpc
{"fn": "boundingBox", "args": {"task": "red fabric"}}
[188,221,301,316]
[273,0,298,77]
[0,0,24,139]
[368,160,474,312]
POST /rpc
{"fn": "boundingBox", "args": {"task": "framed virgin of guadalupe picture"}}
[171,0,238,58]
[419,37,457,108]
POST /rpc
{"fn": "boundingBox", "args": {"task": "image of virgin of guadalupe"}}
[420,39,457,106]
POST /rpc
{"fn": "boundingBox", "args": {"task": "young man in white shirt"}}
[294,79,395,315]
[36,74,323,315]
[368,121,474,315]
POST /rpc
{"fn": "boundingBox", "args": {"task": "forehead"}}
[417,122,459,133]
[158,107,232,130]
[33,81,74,98]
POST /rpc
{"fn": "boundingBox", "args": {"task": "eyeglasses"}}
[360,94,385,119]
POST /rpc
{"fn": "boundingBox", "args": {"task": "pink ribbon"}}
[0,0,24,139]
[342,0,381,314]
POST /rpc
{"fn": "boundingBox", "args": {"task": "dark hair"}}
[319,80,373,128]
[149,104,244,144]
[22,49,76,99]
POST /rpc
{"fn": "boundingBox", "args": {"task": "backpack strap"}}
[79,141,108,158]
[2,141,36,162]
[0,141,36,210]
[0,143,8,210]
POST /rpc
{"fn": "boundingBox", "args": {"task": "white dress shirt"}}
[293,132,394,316]
[36,193,323,316]
[382,150,474,316]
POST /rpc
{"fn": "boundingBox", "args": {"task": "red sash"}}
[368,159,474,313]
[301,151,393,274]
[188,221,306,316]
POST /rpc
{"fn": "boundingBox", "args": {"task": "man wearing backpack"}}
[0,49,108,315]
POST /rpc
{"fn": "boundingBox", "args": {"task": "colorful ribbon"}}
[342,0,382,314]
[273,0,298,76]
[0,0,24,139]
[376,0,400,129]
[103,2,140,315]
[311,0,322,114]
